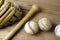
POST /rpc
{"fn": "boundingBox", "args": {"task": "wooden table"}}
[0,0,60,40]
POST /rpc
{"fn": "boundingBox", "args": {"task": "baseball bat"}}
[3,5,40,40]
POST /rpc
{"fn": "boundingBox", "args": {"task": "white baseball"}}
[24,21,39,34]
[38,18,52,31]
[55,24,60,38]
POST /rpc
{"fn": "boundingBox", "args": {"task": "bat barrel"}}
[3,5,40,40]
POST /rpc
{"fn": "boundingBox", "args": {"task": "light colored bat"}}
[0,2,10,17]
[0,6,14,23]
[0,7,15,27]
[3,5,40,40]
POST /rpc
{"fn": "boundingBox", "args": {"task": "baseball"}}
[55,24,60,38]
[38,18,52,31]
[24,21,39,34]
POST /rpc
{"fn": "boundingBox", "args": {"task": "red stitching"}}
[28,21,35,34]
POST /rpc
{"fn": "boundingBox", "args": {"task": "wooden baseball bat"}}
[3,5,39,40]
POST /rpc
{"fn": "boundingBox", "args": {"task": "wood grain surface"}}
[0,0,60,40]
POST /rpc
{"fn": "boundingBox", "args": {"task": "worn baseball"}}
[38,18,52,31]
[24,21,39,34]
[55,24,60,38]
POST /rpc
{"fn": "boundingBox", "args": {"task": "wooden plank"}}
[0,0,60,40]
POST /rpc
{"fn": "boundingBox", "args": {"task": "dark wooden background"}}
[0,0,60,40]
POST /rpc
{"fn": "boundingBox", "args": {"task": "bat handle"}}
[3,5,40,40]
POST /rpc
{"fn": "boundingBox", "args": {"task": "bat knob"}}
[31,5,40,12]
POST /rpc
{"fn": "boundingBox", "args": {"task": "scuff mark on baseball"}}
[38,18,52,31]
